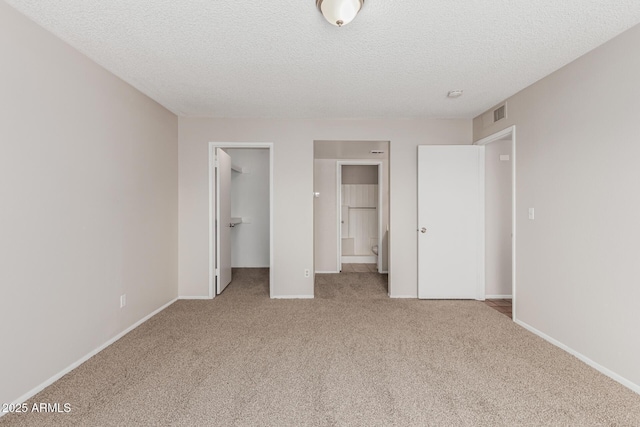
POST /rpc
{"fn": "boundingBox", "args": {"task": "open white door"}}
[216,148,232,294]
[418,145,485,299]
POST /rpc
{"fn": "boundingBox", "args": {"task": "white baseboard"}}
[316,270,386,274]
[486,294,513,299]
[341,256,376,263]
[4,298,178,416]
[271,295,314,299]
[390,294,417,299]
[178,295,211,300]
[514,319,640,395]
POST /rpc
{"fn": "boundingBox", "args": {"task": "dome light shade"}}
[316,0,364,27]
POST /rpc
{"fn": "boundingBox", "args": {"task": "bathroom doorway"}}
[337,162,383,273]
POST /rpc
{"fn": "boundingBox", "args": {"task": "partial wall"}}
[0,3,178,406]
[474,24,640,390]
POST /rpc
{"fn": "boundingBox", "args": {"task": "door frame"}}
[336,161,384,273]
[474,125,517,320]
[208,142,274,299]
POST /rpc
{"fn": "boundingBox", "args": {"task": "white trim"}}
[477,148,486,300]
[178,296,211,300]
[208,142,274,299]
[377,164,383,274]
[474,126,515,146]
[390,294,416,299]
[512,128,517,320]
[215,147,223,294]
[269,146,274,299]
[4,298,177,414]
[474,125,517,321]
[271,295,314,299]
[515,319,640,395]
[336,164,341,272]
[485,294,513,299]
[208,143,215,299]
[387,171,392,297]
[315,270,340,274]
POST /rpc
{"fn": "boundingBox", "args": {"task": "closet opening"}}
[208,142,273,299]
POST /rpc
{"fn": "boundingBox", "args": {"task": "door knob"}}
[420,227,427,234]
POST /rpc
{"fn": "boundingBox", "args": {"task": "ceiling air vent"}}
[482,102,508,128]
[493,104,506,122]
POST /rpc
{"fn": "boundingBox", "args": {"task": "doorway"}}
[208,142,274,298]
[337,162,383,273]
[313,140,390,293]
[475,126,516,319]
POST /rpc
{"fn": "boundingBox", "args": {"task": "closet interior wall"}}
[225,148,270,268]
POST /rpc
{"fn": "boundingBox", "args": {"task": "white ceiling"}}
[6,1,640,119]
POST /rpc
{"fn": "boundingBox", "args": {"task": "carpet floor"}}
[2,269,640,426]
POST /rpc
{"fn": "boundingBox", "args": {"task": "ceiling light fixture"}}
[447,90,464,98]
[316,0,364,27]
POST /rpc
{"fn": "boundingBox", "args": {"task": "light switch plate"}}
[528,208,535,220]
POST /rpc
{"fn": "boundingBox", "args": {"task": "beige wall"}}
[474,24,640,389]
[484,139,512,297]
[0,3,178,405]
[314,159,339,272]
[226,148,270,267]
[179,118,471,298]
[342,165,378,184]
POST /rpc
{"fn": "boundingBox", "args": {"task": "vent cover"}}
[481,102,508,128]
[493,104,506,122]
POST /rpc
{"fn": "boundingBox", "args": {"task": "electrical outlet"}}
[304,269,310,278]
[120,294,127,308]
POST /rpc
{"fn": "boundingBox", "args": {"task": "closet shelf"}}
[230,217,252,225]
[231,164,249,173]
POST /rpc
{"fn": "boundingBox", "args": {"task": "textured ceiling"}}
[6,1,640,119]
